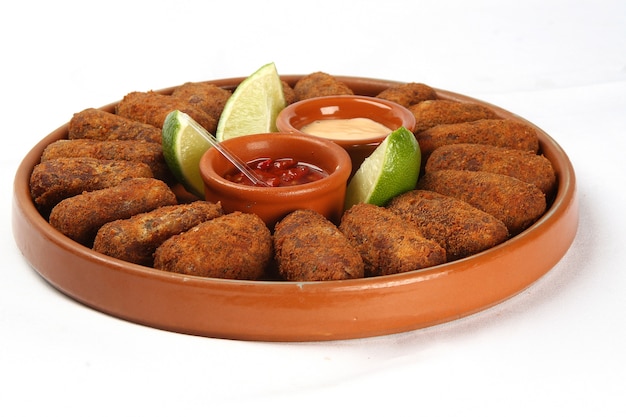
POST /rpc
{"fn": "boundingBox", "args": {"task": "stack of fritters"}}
[154,212,272,280]
[29,72,557,281]
[375,81,555,237]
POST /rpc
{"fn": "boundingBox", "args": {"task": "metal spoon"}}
[182,113,270,187]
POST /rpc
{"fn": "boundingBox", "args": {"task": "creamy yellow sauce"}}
[301,118,392,140]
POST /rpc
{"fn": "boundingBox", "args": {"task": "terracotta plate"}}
[12,76,578,341]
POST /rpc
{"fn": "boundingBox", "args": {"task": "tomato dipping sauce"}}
[224,157,328,187]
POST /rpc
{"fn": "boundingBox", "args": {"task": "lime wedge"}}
[344,127,421,209]
[161,110,212,198]
[215,62,286,141]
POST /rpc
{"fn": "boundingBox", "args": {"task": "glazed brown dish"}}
[12,75,578,341]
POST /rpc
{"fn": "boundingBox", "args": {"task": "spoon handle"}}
[182,113,269,187]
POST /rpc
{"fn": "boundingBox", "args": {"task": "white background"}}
[2,1,625,415]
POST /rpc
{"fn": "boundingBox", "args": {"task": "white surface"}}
[2,1,625,415]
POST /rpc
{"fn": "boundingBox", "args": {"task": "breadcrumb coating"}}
[68,108,163,143]
[409,99,500,133]
[49,178,177,246]
[30,157,154,215]
[417,170,546,235]
[387,190,509,261]
[154,212,272,280]
[273,209,364,281]
[425,143,556,195]
[340,203,446,276]
[94,201,223,266]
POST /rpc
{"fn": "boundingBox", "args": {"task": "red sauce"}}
[225,157,328,187]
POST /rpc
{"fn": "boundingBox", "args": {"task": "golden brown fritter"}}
[115,91,216,132]
[49,178,177,246]
[40,138,170,181]
[425,143,556,195]
[339,204,446,276]
[171,82,232,123]
[93,201,223,266]
[387,190,509,261]
[416,119,540,160]
[293,72,354,101]
[68,108,163,143]
[409,99,501,133]
[281,80,296,105]
[273,209,364,281]
[153,212,272,280]
[376,82,438,107]
[417,170,546,235]
[30,157,154,215]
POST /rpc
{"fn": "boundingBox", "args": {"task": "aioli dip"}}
[301,117,392,140]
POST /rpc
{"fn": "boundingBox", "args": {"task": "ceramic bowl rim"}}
[199,131,352,196]
[276,94,417,146]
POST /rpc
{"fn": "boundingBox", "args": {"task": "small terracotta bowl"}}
[276,95,416,171]
[199,132,352,227]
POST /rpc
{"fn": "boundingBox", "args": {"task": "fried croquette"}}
[93,201,223,266]
[30,157,154,215]
[409,99,501,133]
[425,143,556,195]
[115,91,216,132]
[153,212,272,280]
[68,108,163,143]
[40,138,170,181]
[339,204,446,276]
[293,72,354,101]
[171,82,232,122]
[281,80,296,104]
[273,209,364,281]
[417,170,546,235]
[49,178,177,246]
[416,119,540,159]
[376,82,438,107]
[387,190,509,261]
